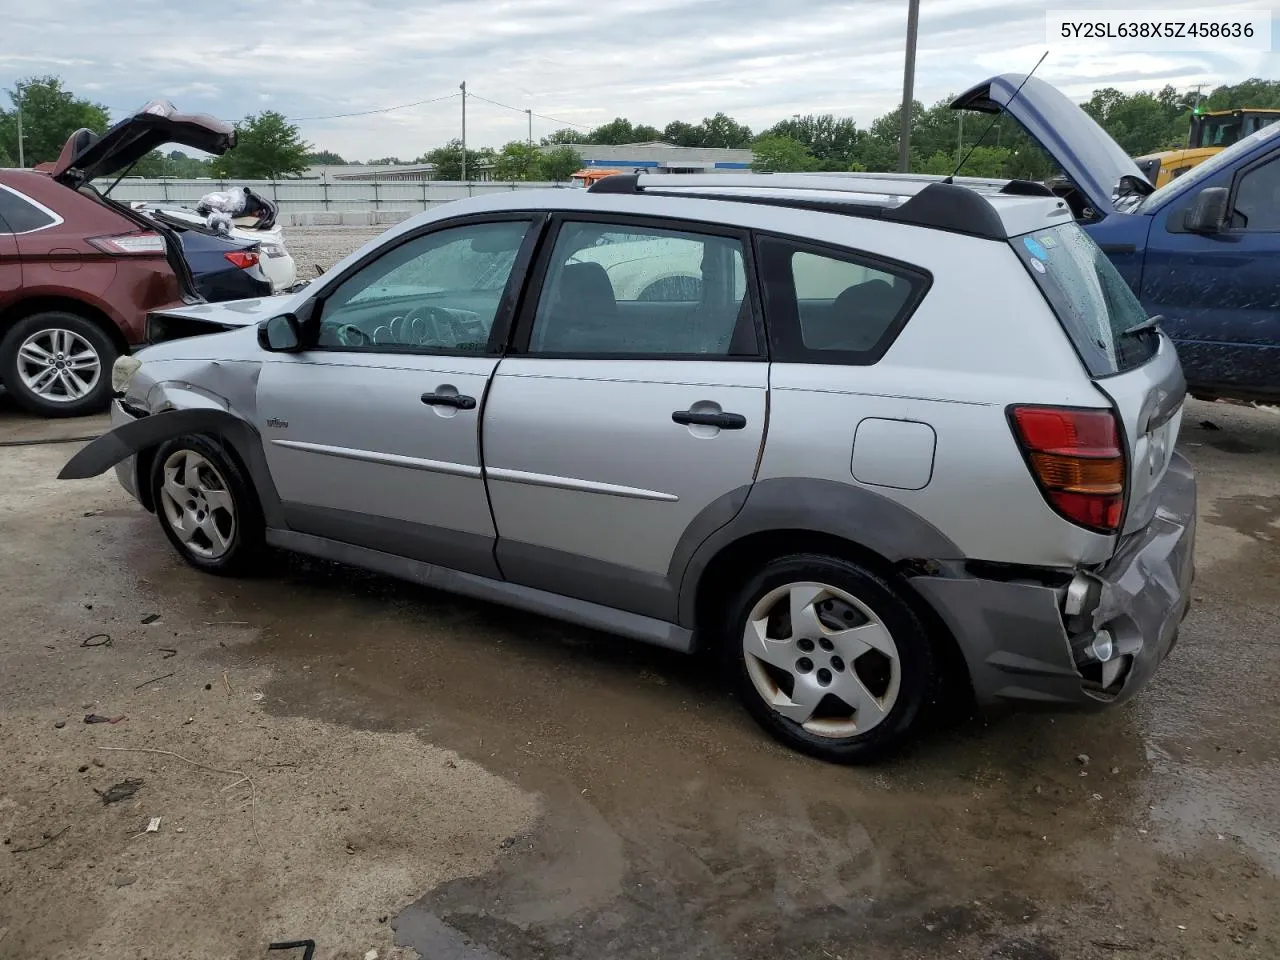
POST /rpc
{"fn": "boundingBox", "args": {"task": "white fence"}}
[96,178,565,220]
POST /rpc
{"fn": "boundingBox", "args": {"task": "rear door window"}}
[756,236,927,364]
[1012,222,1154,375]
[0,186,58,234]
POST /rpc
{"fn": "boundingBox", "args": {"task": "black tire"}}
[149,435,264,576]
[723,553,936,764]
[0,311,118,417]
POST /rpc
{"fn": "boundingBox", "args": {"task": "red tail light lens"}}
[224,250,260,270]
[1011,406,1126,534]
[88,231,167,256]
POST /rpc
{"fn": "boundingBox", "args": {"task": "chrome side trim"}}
[270,438,481,479]
[485,465,679,502]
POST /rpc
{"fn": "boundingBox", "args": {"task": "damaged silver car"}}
[60,173,1195,762]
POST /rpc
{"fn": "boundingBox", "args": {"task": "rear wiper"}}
[1121,315,1164,339]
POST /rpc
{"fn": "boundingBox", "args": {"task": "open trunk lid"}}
[951,74,1152,216]
[51,100,235,186]
[1011,221,1185,537]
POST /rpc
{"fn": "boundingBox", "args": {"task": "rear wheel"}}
[149,435,264,576]
[725,554,936,763]
[0,311,116,417]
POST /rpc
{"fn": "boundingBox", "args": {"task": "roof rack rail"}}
[585,172,1017,241]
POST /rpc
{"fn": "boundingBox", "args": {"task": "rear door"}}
[482,215,767,621]
[1011,222,1183,536]
[0,194,21,307]
[1140,145,1280,396]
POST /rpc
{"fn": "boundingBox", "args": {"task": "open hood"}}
[51,100,235,186]
[951,75,1151,215]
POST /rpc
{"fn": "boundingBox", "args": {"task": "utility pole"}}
[1188,83,1206,147]
[526,108,533,148]
[898,0,921,173]
[16,82,25,168]
[460,81,467,182]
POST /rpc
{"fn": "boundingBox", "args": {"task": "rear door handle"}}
[672,409,747,430]
[421,391,477,410]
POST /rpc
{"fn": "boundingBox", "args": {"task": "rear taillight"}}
[1010,405,1126,534]
[224,250,260,270]
[88,231,167,256]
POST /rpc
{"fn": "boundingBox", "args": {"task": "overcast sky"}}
[2,0,1275,160]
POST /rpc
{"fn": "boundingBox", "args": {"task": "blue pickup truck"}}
[954,75,1280,403]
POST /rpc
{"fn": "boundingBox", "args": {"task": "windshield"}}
[1012,222,1154,376]
[1139,122,1280,213]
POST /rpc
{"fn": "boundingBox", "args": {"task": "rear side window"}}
[0,186,58,234]
[1012,222,1153,376]
[756,236,926,364]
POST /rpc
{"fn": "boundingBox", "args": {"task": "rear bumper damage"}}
[911,452,1196,708]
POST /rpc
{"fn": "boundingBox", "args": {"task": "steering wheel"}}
[401,305,468,348]
[336,323,374,348]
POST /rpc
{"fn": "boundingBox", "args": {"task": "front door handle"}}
[672,409,747,430]
[421,391,477,410]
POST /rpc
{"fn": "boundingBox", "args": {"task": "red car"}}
[0,102,235,417]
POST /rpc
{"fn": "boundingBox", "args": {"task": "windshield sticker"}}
[1030,258,1047,274]
[1023,237,1049,259]
[1037,234,1058,249]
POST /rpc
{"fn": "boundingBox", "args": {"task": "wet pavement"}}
[1,398,1278,959]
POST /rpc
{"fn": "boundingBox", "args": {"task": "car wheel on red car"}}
[0,311,118,418]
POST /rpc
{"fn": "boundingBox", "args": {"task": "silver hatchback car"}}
[62,172,1195,762]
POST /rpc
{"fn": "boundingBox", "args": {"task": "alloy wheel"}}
[157,450,237,560]
[15,328,101,403]
[742,581,902,737]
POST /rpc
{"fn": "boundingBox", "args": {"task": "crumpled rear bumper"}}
[910,452,1196,709]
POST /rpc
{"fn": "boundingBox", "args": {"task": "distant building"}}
[543,141,754,174]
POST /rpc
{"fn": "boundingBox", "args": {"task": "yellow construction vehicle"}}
[1134,108,1280,187]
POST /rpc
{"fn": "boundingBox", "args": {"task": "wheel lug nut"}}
[818,638,834,652]
[817,668,832,686]
[796,657,813,673]
[830,656,846,672]
[797,638,815,653]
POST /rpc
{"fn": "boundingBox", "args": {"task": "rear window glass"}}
[1012,222,1154,376]
[0,186,57,234]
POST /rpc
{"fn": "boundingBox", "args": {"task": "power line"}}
[467,90,591,130]
[288,92,459,122]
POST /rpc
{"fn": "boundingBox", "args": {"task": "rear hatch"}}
[1011,222,1184,537]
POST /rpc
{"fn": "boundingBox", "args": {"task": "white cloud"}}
[1,0,1274,160]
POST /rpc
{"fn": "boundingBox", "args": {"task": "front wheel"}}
[149,435,264,576]
[726,554,936,763]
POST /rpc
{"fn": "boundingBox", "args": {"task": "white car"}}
[132,201,298,293]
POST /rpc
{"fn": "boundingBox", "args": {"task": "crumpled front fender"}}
[59,409,252,480]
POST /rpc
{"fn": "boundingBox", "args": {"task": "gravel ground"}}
[286,225,387,278]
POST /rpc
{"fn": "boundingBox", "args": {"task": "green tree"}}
[761,114,862,167]
[211,111,310,180]
[1080,87,1184,154]
[541,129,583,146]
[698,112,753,148]
[305,149,346,164]
[492,141,541,181]
[419,139,489,180]
[1204,78,1280,111]
[130,150,172,177]
[663,120,703,146]
[167,150,213,178]
[0,75,109,167]
[367,156,402,165]
[750,135,818,172]
[536,146,583,181]
[589,117,637,144]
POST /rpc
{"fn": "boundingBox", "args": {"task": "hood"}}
[951,75,1151,215]
[51,100,235,186]
[145,296,293,345]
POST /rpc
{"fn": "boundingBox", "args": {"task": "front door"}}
[1142,148,1280,395]
[482,216,768,621]
[256,217,538,578]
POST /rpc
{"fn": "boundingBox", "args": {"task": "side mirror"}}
[258,313,303,352]
[1184,186,1229,234]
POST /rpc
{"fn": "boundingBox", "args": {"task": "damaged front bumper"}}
[910,452,1196,709]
